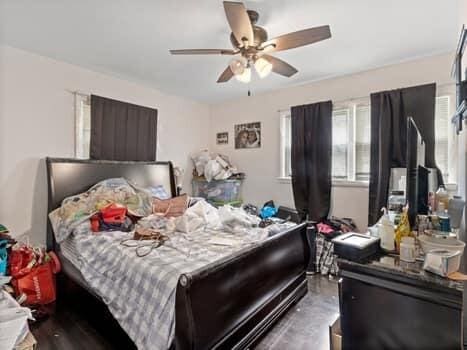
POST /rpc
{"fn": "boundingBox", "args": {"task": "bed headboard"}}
[46,157,176,250]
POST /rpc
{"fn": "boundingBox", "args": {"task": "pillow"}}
[147,185,170,200]
[153,194,188,217]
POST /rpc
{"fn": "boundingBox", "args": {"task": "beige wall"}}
[0,45,210,244]
[0,46,459,241]
[210,53,455,231]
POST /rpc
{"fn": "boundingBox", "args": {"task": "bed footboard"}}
[174,223,309,350]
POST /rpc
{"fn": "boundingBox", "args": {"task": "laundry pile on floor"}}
[0,226,38,350]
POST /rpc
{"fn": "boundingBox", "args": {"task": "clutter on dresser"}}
[332,232,380,262]
[367,184,466,279]
[378,208,396,252]
[423,249,462,277]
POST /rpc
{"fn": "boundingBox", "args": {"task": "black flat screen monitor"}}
[406,117,427,227]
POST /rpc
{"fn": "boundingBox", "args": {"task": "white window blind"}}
[280,112,292,177]
[355,105,371,181]
[332,109,350,180]
[75,94,91,159]
[434,96,450,179]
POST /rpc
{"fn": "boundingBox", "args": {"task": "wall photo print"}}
[234,122,261,149]
[216,132,229,145]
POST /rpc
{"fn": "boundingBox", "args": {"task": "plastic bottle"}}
[435,185,449,212]
[379,209,395,252]
[449,196,466,229]
[400,236,416,262]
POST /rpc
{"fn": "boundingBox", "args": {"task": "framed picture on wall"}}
[216,132,229,145]
[234,122,261,149]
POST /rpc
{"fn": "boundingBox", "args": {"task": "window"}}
[280,100,371,182]
[434,95,452,181]
[75,93,91,159]
[332,109,350,180]
[280,112,292,178]
[279,96,454,184]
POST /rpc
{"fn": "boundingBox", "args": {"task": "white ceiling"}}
[0,0,460,103]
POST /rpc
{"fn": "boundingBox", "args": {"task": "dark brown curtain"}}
[291,101,333,222]
[368,83,442,225]
[90,95,157,161]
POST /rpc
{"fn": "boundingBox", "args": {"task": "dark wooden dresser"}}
[338,255,464,350]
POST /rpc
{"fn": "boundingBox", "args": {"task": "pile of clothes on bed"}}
[315,217,357,276]
[48,177,297,350]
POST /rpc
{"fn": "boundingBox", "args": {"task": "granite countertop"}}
[338,254,464,293]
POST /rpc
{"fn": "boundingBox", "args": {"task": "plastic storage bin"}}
[192,178,243,207]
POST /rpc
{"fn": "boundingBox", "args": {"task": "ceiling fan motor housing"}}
[229,10,268,49]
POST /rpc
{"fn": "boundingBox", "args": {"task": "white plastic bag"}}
[218,205,260,232]
[176,200,221,233]
[0,291,32,350]
[191,150,212,176]
[204,160,223,182]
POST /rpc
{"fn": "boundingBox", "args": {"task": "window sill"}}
[445,183,458,193]
[332,180,369,188]
[277,177,292,184]
[277,177,369,188]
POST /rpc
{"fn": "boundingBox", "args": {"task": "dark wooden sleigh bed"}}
[46,157,309,350]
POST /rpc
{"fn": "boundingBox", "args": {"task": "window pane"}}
[355,105,370,181]
[332,110,349,180]
[83,103,91,131]
[75,96,91,159]
[435,96,449,179]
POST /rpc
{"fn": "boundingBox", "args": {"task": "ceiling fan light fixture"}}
[254,57,272,78]
[235,67,251,83]
[229,57,246,75]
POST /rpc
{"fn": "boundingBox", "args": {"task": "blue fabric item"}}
[260,206,278,219]
[0,240,8,276]
[148,185,170,199]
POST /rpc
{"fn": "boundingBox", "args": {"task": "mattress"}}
[58,234,81,270]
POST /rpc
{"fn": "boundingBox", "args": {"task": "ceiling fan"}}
[170,1,331,84]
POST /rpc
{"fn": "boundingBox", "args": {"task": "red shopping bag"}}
[9,246,36,278]
[11,251,61,305]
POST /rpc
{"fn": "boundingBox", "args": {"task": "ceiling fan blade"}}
[217,66,234,83]
[262,25,331,52]
[170,49,236,55]
[262,54,298,77]
[223,1,254,46]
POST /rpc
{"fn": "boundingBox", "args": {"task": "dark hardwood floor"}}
[30,275,339,350]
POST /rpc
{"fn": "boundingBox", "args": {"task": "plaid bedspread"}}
[71,224,269,350]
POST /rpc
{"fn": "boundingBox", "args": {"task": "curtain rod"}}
[276,82,456,113]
